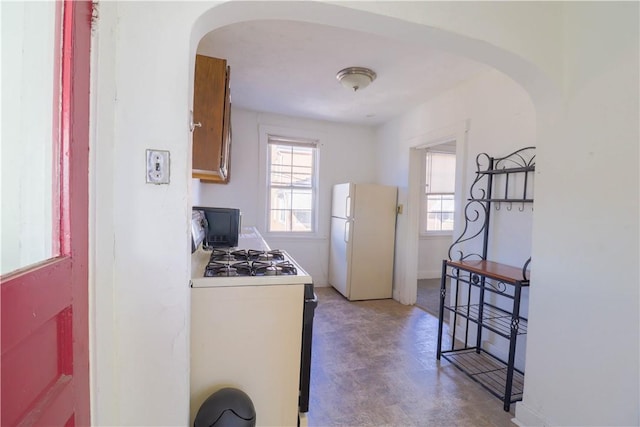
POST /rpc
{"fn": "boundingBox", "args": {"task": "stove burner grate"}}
[252,260,298,276]
[210,249,250,262]
[204,261,239,277]
[247,249,285,261]
[204,249,296,277]
[230,261,253,276]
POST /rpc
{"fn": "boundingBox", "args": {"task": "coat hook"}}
[506,202,513,211]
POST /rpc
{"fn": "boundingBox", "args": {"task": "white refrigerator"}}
[329,183,397,300]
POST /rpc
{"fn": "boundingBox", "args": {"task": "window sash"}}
[425,151,456,194]
[425,193,455,232]
[267,138,317,233]
[1,2,62,274]
[268,134,318,148]
[423,150,456,233]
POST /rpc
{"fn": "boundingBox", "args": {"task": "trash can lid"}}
[194,387,256,427]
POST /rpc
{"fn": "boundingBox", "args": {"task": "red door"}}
[1,1,92,425]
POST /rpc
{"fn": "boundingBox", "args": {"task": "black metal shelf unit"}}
[436,147,535,412]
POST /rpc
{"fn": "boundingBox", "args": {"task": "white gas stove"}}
[189,224,316,425]
[190,227,312,288]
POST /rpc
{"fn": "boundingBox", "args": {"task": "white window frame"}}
[259,125,320,237]
[421,147,456,236]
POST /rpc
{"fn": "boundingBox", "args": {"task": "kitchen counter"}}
[190,226,312,288]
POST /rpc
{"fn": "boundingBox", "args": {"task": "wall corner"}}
[514,401,549,427]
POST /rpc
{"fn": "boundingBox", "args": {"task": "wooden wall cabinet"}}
[192,54,231,183]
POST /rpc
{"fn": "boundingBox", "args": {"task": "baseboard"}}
[417,270,441,280]
[514,401,548,426]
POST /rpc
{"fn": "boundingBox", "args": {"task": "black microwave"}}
[193,206,241,249]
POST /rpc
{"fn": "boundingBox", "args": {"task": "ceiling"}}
[197,20,489,127]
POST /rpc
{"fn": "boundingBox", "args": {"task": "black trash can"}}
[194,388,256,427]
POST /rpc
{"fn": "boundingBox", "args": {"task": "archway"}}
[186,2,563,425]
[188,0,560,307]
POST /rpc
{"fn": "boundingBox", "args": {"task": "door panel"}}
[2,305,73,427]
[2,259,71,351]
[1,1,91,425]
[331,183,353,218]
[1,256,80,427]
[348,184,397,300]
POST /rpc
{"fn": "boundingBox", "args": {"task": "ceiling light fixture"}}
[336,67,377,92]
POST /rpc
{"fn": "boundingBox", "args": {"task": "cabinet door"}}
[192,55,230,183]
[218,66,231,181]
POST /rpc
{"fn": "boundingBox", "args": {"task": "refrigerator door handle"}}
[344,220,350,243]
[345,196,351,218]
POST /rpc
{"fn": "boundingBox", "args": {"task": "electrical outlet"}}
[146,149,170,184]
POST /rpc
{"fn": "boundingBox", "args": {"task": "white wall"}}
[195,108,378,286]
[90,1,638,426]
[417,235,451,279]
[516,3,639,426]
[91,2,204,425]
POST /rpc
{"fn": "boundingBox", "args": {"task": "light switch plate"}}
[146,149,170,184]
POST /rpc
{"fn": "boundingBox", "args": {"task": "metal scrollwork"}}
[485,278,508,294]
[511,317,520,332]
[494,147,536,171]
[447,147,535,263]
[469,152,492,200]
[522,257,532,281]
[447,200,488,261]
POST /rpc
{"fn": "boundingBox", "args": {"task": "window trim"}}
[259,125,321,238]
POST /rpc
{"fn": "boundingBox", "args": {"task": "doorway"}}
[406,121,467,308]
[415,141,456,317]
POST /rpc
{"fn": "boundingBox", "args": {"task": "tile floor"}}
[416,278,442,317]
[306,287,516,427]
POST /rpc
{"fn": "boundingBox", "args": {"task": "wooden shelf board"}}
[446,260,529,284]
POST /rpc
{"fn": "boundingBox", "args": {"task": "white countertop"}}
[190,226,312,288]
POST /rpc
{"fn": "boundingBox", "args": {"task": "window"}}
[422,150,456,233]
[267,135,318,233]
[2,1,60,274]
